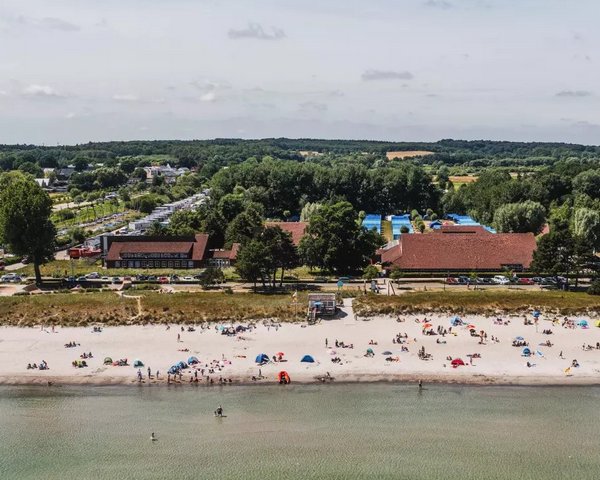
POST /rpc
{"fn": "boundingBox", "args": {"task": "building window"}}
[115,261,120,268]
[162,261,167,268]
[168,261,173,268]
[188,261,193,268]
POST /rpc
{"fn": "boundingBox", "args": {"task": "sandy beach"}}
[1,301,600,387]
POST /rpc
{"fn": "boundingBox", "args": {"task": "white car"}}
[1,273,19,283]
[182,276,194,282]
[492,275,510,285]
[85,272,101,279]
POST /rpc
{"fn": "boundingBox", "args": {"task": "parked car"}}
[446,277,458,284]
[76,276,87,282]
[182,276,194,282]
[314,277,330,283]
[85,272,101,279]
[123,276,132,282]
[492,275,510,285]
[135,274,148,281]
[111,277,121,284]
[158,276,169,284]
[101,276,110,281]
[518,277,535,285]
[1,273,20,283]
[147,275,157,282]
[531,277,543,284]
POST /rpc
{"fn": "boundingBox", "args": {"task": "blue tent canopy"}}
[577,319,589,327]
[133,359,143,367]
[522,347,531,356]
[301,355,315,363]
[188,356,199,364]
[255,353,269,364]
[177,361,188,369]
[168,366,179,375]
[533,310,541,318]
[515,336,525,341]
[450,316,462,326]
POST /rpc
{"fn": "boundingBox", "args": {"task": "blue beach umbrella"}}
[301,355,315,363]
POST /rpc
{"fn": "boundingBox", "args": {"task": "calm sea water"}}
[0,384,598,479]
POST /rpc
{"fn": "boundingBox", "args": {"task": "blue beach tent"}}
[301,355,315,363]
[188,356,199,364]
[522,347,531,356]
[255,353,270,364]
[577,319,589,328]
[177,361,188,369]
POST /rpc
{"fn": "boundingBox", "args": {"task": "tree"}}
[493,201,546,234]
[146,221,167,236]
[298,201,385,273]
[18,161,43,178]
[69,227,87,244]
[200,267,225,289]
[572,170,600,200]
[167,210,202,236]
[362,265,379,280]
[0,173,56,285]
[235,240,269,289]
[73,157,89,172]
[225,203,264,246]
[571,208,600,251]
[261,226,299,287]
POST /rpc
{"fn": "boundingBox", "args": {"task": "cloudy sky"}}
[0,0,599,145]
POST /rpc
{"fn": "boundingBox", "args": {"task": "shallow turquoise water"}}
[0,384,599,479]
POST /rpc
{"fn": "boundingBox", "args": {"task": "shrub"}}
[588,279,600,296]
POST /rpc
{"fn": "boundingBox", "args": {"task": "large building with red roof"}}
[380,226,537,272]
[104,234,209,269]
[265,221,308,246]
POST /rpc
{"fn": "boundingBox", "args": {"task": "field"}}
[448,175,478,188]
[354,290,600,316]
[386,151,434,160]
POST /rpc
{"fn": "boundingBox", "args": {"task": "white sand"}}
[1,307,600,386]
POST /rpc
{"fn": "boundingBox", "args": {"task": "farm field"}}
[386,150,434,160]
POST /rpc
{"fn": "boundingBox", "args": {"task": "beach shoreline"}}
[2,310,600,388]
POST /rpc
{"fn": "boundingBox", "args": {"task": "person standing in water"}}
[215,405,224,417]
[418,379,423,390]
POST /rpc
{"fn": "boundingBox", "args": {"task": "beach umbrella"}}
[515,336,525,341]
[301,355,315,363]
[382,351,393,355]
[423,323,432,329]
[133,359,144,367]
[577,319,589,328]
[521,347,531,356]
[103,357,112,365]
[533,310,541,318]
[366,348,374,354]
[467,324,476,329]
[187,356,199,364]
[451,358,465,367]
[276,352,285,357]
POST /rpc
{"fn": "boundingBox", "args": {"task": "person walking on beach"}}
[137,369,142,382]
[147,367,151,379]
[325,338,328,348]
[177,333,180,342]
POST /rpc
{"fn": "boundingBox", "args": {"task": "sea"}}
[0,384,598,479]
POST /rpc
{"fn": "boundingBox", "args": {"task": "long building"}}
[380,226,537,272]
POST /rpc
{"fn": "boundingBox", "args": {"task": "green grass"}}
[354,290,600,316]
[0,292,138,326]
[51,200,134,230]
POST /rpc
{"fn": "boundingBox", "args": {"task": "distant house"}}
[57,168,75,180]
[143,164,188,184]
[265,221,308,246]
[35,178,52,188]
[206,244,240,268]
[381,226,537,272]
[103,234,209,269]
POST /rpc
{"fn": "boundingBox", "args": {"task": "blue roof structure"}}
[390,214,413,239]
[446,213,496,233]
[362,214,382,234]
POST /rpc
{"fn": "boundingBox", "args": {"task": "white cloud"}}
[228,23,285,40]
[362,70,414,81]
[21,84,63,98]
[112,93,139,102]
[200,91,216,102]
[555,90,593,98]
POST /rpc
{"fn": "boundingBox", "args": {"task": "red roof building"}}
[381,226,537,272]
[104,234,209,269]
[265,221,308,246]
[206,243,240,268]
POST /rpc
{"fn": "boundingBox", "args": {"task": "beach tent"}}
[577,319,589,328]
[522,347,531,356]
[168,365,179,375]
[423,323,432,329]
[188,356,199,364]
[177,361,188,369]
[103,357,113,365]
[596,320,600,328]
[514,336,525,342]
[301,355,315,363]
[255,353,270,364]
[450,316,462,326]
[366,348,374,354]
[451,358,465,367]
[133,359,144,367]
[533,310,541,318]
[382,351,393,355]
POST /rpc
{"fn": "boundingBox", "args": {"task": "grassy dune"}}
[354,291,600,316]
[0,292,138,327]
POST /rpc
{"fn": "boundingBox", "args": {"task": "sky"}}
[0,0,599,145]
